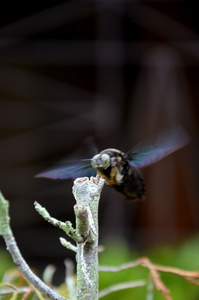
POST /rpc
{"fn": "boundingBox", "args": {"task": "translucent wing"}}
[35,160,96,180]
[128,126,190,168]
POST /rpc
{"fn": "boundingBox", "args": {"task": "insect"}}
[36,126,189,201]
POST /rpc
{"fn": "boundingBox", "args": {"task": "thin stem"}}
[0,192,67,300]
[3,235,66,300]
[98,280,146,299]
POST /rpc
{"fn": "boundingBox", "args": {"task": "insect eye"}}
[101,154,110,169]
[91,154,100,168]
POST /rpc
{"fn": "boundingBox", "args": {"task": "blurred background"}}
[0,0,199,284]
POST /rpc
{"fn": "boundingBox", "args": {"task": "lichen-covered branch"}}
[34,176,105,300]
[74,203,90,240]
[73,176,105,300]
[59,237,77,252]
[0,191,12,236]
[34,201,82,243]
[0,192,67,300]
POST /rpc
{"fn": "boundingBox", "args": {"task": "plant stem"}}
[0,192,66,300]
[72,176,105,300]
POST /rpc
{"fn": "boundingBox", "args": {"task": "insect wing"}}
[128,126,189,168]
[35,160,96,180]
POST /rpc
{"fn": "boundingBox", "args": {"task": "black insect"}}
[36,126,189,201]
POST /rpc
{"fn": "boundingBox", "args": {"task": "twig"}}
[21,286,34,300]
[74,203,90,239]
[0,284,29,295]
[34,201,82,243]
[146,276,155,300]
[98,280,146,299]
[43,264,56,287]
[141,258,171,300]
[99,261,141,272]
[138,257,199,299]
[59,237,77,252]
[64,259,76,300]
[0,191,67,300]
[99,256,199,300]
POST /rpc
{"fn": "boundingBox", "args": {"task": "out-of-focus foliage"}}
[1,235,199,299]
[99,235,199,300]
[0,251,15,280]
[0,252,40,299]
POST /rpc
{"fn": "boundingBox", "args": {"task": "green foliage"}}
[99,235,199,300]
[0,251,15,280]
[99,239,147,300]
[0,251,44,300]
[1,236,199,299]
[147,237,199,300]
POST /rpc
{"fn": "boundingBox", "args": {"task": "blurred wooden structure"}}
[0,1,198,265]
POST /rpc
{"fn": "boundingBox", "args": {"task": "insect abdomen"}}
[120,166,145,201]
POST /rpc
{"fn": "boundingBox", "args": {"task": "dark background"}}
[0,0,199,280]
